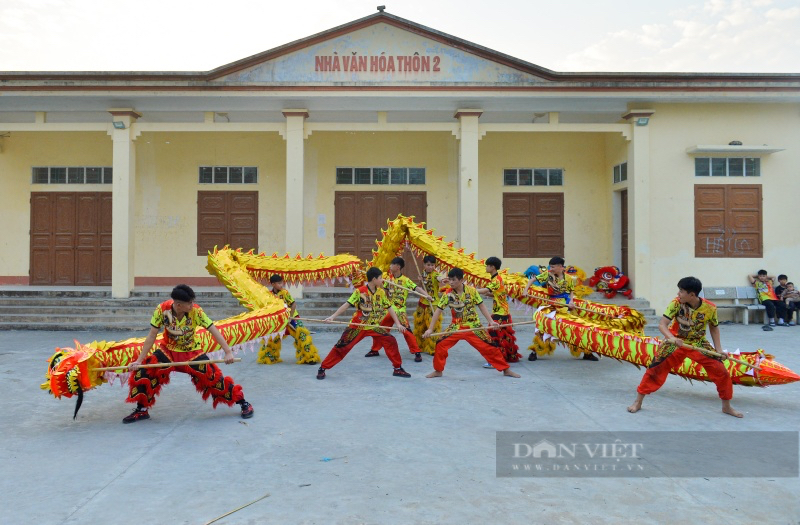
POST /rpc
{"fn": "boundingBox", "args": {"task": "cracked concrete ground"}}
[2,322,799,524]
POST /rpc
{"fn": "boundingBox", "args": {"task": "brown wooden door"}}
[620,189,628,276]
[334,191,427,265]
[502,193,564,258]
[197,191,258,255]
[30,192,112,285]
[694,185,761,258]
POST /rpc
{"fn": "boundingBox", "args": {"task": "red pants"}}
[637,345,733,400]
[321,327,402,369]
[489,313,520,362]
[126,348,244,409]
[433,331,509,372]
[370,312,420,354]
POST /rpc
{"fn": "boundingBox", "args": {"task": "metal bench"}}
[736,286,767,325]
[700,286,766,325]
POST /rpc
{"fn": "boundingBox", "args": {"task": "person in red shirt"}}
[123,284,253,423]
[423,268,521,379]
[627,276,742,418]
[317,267,411,380]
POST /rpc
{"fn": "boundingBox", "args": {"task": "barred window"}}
[504,168,563,186]
[336,167,426,185]
[199,166,258,184]
[613,162,628,183]
[695,157,760,177]
[32,166,112,184]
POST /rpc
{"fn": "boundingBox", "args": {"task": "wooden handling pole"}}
[91,358,242,372]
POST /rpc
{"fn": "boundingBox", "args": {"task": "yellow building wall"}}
[605,133,630,271]
[133,132,286,277]
[303,131,458,254]
[0,131,112,277]
[646,103,800,311]
[478,132,617,275]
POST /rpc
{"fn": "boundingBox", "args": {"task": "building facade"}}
[1,10,798,309]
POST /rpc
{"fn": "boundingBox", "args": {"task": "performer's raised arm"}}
[325,301,351,323]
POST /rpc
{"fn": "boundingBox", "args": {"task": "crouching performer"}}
[123,284,253,424]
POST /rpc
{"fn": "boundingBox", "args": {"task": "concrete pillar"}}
[282,110,308,256]
[623,110,655,300]
[455,110,483,251]
[283,110,308,298]
[108,109,140,298]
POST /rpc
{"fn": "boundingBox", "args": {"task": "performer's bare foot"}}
[426,370,443,378]
[503,369,521,378]
[722,400,743,418]
[627,394,645,413]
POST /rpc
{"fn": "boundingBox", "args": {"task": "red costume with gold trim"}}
[485,273,521,362]
[126,300,245,409]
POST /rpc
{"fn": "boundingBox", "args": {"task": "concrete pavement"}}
[2,322,799,524]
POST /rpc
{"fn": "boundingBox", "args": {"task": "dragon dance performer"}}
[628,276,743,418]
[476,256,521,365]
[366,256,431,362]
[523,256,598,362]
[123,284,254,424]
[258,274,319,364]
[424,268,521,379]
[317,267,411,380]
[413,255,446,356]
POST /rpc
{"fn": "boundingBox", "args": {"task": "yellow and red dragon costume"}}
[43,215,800,416]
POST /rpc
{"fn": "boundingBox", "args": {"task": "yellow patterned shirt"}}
[420,271,443,307]
[347,284,392,331]
[150,300,214,353]
[486,273,510,317]
[437,285,484,328]
[384,274,417,314]
[663,297,718,343]
[535,269,575,298]
[271,288,295,309]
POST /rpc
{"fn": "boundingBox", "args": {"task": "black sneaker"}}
[583,353,599,361]
[316,368,326,380]
[414,352,423,362]
[393,367,411,378]
[239,400,254,419]
[528,352,538,361]
[364,350,380,357]
[122,406,150,424]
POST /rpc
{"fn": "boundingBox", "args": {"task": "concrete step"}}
[0,286,658,333]
[0,305,246,316]
[0,288,238,299]
[0,298,241,308]
[0,322,153,332]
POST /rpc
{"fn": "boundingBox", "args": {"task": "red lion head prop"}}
[588,266,633,299]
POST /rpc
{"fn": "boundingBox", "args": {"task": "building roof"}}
[1,10,798,88]
[0,10,798,125]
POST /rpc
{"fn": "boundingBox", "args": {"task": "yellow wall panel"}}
[0,132,111,276]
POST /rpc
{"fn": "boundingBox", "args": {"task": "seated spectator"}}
[781,282,800,327]
[774,274,789,302]
[748,270,786,329]
[775,275,790,325]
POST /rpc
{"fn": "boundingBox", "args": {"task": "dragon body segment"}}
[44,215,799,410]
